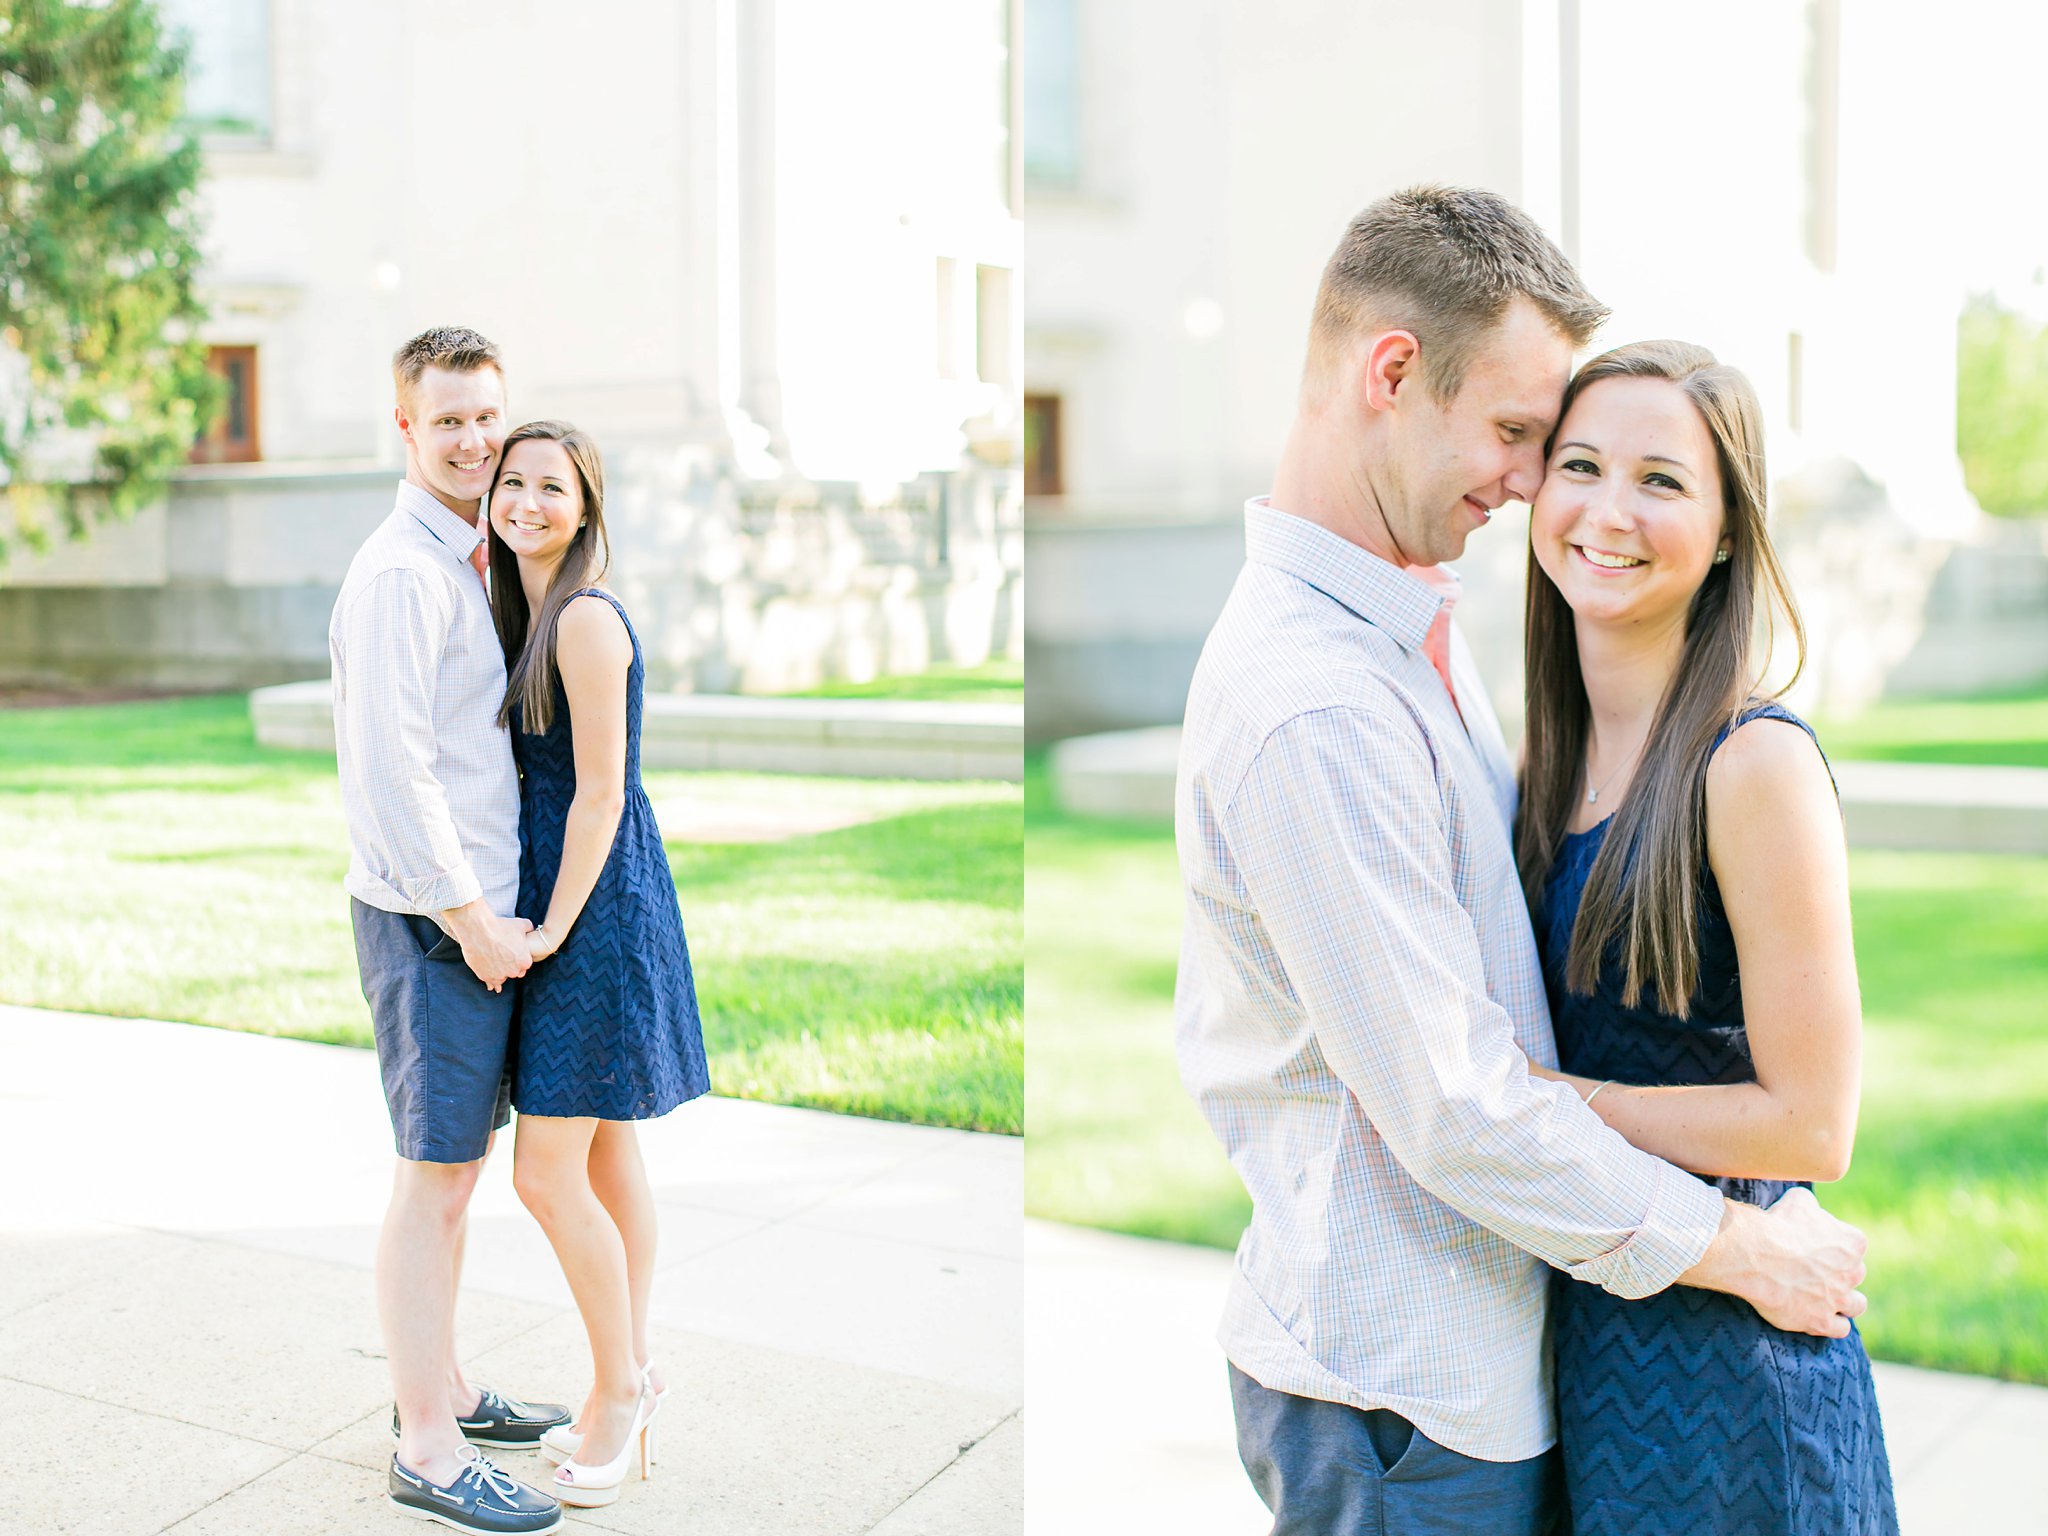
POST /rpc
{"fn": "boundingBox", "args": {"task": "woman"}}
[485,419,711,1508]
[1514,341,1896,1534]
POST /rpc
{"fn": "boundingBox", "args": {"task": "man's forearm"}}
[439,896,498,941]
[1678,1199,1751,1297]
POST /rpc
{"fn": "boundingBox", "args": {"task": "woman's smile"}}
[1572,543,1647,571]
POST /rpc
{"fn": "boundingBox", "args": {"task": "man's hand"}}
[1680,1187,1868,1338]
[441,900,534,992]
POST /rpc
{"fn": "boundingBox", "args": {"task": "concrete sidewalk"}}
[1027,1220,2048,1534]
[0,1005,1021,1535]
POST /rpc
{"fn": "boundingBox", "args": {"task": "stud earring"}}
[1713,549,1730,565]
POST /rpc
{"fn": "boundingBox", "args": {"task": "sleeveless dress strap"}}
[1709,700,1836,798]
[565,586,628,619]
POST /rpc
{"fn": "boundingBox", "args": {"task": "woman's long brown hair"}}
[487,420,609,735]
[1513,340,1805,1016]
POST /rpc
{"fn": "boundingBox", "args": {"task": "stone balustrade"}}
[1048,726,2048,855]
[251,680,1023,782]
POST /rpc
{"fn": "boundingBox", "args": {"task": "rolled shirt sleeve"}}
[333,569,484,914]
[1221,705,1724,1298]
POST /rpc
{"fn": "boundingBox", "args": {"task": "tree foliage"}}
[0,0,219,558]
[1957,293,2048,519]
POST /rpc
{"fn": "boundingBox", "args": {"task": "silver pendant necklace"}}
[1586,734,1648,805]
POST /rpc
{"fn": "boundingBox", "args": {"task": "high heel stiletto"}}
[549,1386,658,1508]
[541,1362,668,1466]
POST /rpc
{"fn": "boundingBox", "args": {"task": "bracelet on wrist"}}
[1584,1079,1615,1106]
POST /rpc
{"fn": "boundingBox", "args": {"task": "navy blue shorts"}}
[1230,1365,1563,1536]
[351,898,514,1163]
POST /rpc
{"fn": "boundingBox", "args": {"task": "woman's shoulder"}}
[555,587,634,665]
[1704,702,1838,833]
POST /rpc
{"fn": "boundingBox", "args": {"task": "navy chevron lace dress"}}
[511,588,710,1121]
[1541,704,1896,1536]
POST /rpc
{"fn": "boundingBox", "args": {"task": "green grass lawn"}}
[0,695,1020,1134]
[772,658,1023,706]
[1817,686,2048,768]
[1024,759,2048,1382]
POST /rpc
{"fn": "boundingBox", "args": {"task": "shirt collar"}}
[396,479,485,563]
[1243,497,1456,652]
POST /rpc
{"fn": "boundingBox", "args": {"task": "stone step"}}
[1049,726,2048,855]
[251,679,1023,782]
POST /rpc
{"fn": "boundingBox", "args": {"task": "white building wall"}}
[1571,0,1974,538]
[1026,0,1530,519]
[1571,0,1809,424]
[192,2,702,458]
[186,0,1017,470]
[1023,0,2037,736]
[773,0,1020,483]
[2,1,1025,692]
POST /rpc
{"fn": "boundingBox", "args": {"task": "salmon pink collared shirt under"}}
[1405,558,1463,717]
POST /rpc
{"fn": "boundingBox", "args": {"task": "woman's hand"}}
[526,924,562,964]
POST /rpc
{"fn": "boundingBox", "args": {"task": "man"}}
[332,326,567,1534]
[1173,187,1869,1533]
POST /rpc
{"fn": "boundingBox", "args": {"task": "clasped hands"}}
[442,903,560,992]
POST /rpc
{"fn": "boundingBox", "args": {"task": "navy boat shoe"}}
[388,1447,562,1533]
[393,1387,573,1448]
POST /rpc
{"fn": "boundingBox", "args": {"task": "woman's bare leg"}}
[587,1119,665,1394]
[513,1114,643,1465]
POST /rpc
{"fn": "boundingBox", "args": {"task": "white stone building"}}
[1023,0,2048,740]
[1,0,1025,692]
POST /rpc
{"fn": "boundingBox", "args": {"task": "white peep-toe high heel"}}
[550,1385,657,1508]
[542,1362,668,1466]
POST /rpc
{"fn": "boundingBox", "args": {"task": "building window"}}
[977,265,1013,386]
[1787,330,1805,434]
[191,346,260,464]
[1802,0,1840,274]
[936,257,963,380]
[999,0,1021,213]
[1024,392,1063,496]
[158,0,272,140]
[1023,0,1079,189]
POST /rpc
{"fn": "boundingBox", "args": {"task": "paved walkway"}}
[1028,1220,2048,1534]
[0,1005,1021,1535]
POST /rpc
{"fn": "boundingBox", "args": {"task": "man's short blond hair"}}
[1304,185,1607,403]
[392,325,504,413]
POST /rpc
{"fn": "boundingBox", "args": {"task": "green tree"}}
[0,0,218,558]
[1957,293,2048,519]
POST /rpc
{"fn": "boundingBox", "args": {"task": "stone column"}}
[676,0,734,452]
[735,0,791,471]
